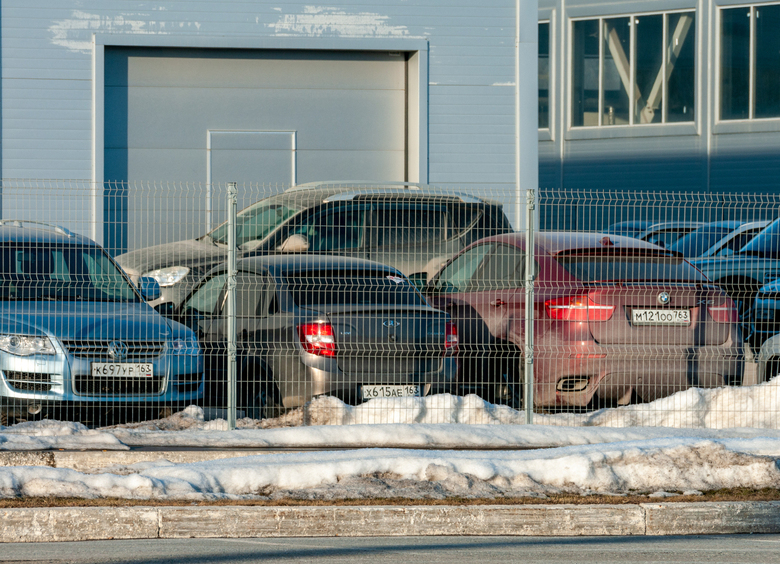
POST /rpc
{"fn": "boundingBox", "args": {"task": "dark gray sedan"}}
[164,255,457,417]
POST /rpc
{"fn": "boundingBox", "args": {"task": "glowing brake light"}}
[708,298,739,324]
[445,322,459,353]
[298,323,336,357]
[544,295,615,322]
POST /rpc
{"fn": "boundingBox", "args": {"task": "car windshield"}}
[739,218,780,258]
[669,226,735,257]
[287,270,426,308]
[555,255,706,283]
[0,243,141,302]
[207,201,299,247]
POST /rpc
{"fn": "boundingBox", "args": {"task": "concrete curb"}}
[3,502,780,542]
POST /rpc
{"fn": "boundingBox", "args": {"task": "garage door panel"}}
[110,49,405,90]
[297,150,406,183]
[113,88,404,151]
[119,148,205,182]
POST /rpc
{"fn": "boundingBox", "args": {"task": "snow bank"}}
[1,437,779,500]
[0,420,127,451]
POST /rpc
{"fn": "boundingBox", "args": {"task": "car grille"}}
[74,375,165,396]
[62,340,164,361]
[4,371,54,393]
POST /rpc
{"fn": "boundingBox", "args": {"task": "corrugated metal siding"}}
[2,0,524,190]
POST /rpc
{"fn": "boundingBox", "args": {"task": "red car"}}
[423,232,744,409]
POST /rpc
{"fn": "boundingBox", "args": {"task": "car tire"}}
[240,361,282,420]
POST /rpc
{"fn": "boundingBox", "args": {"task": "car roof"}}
[477,231,665,255]
[242,182,503,213]
[235,254,402,276]
[0,221,94,246]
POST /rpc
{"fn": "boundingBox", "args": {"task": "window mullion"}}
[630,15,636,126]
[749,6,755,119]
[599,18,604,126]
[662,13,668,123]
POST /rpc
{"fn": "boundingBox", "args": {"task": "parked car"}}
[117,182,512,310]
[698,220,771,258]
[669,221,745,257]
[604,221,653,238]
[422,232,744,409]
[691,217,780,339]
[0,220,203,426]
[756,332,780,384]
[162,255,457,416]
[636,221,704,249]
[749,279,780,349]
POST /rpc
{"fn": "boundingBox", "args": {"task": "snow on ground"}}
[2,380,780,500]
[0,437,779,500]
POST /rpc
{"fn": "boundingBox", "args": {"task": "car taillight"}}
[544,295,615,322]
[298,323,336,357]
[445,321,459,352]
[708,298,739,324]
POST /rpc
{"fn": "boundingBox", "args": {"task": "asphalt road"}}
[3,535,780,564]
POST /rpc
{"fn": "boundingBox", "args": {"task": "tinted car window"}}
[670,226,733,257]
[433,243,495,293]
[555,255,706,283]
[295,208,366,252]
[287,270,425,308]
[210,202,298,247]
[741,218,780,258]
[372,206,445,248]
[471,245,526,290]
[0,243,139,302]
[235,273,274,318]
[183,271,228,315]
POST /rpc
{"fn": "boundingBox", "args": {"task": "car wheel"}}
[762,358,780,384]
[486,349,523,410]
[240,362,282,420]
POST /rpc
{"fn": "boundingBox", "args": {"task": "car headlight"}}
[0,335,56,356]
[169,335,201,356]
[143,266,190,287]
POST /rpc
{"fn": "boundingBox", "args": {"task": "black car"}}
[117,182,512,310]
[163,255,457,416]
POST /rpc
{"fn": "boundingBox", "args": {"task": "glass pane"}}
[635,15,663,124]
[572,19,600,127]
[666,12,696,123]
[603,17,631,125]
[755,5,780,119]
[539,22,550,129]
[720,7,751,120]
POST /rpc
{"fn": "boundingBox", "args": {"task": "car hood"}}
[115,238,228,275]
[0,301,171,342]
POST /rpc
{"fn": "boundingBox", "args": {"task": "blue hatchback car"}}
[0,221,203,425]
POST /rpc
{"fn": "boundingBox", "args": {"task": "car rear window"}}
[286,270,426,308]
[555,255,706,283]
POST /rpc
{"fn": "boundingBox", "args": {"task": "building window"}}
[720,4,780,120]
[571,11,695,127]
[539,21,550,129]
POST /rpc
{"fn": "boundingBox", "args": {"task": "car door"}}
[283,205,369,260]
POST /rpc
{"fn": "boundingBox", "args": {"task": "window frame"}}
[568,8,697,130]
[717,1,780,123]
[539,19,553,135]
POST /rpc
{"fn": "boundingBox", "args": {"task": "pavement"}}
[2,448,780,542]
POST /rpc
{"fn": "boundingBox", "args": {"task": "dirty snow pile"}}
[2,380,780,499]
[0,437,779,500]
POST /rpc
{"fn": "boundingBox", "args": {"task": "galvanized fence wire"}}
[0,179,778,430]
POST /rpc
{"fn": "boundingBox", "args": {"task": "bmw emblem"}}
[108,340,128,361]
[657,292,671,306]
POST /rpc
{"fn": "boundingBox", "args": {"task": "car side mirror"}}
[408,272,428,293]
[138,276,161,301]
[277,234,310,252]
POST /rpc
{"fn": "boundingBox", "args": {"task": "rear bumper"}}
[534,342,744,407]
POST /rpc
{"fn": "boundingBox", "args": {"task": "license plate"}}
[91,363,153,378]
[632,309,690,326]
[361,384,421,400]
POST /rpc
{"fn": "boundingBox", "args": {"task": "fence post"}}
[524,188,535,425]
[226,182,238,430]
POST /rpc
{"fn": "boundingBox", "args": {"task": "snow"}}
[1,380,780,500]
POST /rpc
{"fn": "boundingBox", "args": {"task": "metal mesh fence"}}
[0,180,778,430]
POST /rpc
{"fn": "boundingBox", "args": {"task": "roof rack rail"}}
[0,220,76,237]
[285,181,425,193]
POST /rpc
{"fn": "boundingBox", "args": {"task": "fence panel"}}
[0,180,778,431]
